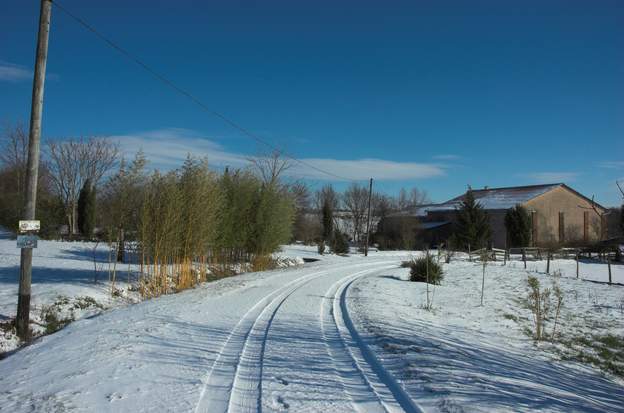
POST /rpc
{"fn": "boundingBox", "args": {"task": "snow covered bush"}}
[409,255,443,285]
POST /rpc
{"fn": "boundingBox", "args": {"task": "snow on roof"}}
[444,183,562,210]
[419,221,451,230]
[388,184,573,217]
[401,184,563,216]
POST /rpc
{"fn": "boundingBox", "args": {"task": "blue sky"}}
[2,0,623,205]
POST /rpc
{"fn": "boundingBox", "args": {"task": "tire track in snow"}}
[321,267,423,413]
[195,260,390,413]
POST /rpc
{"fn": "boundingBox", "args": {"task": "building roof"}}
[419,221,451,230]
[443,183,562,210]
[388,183,606,218]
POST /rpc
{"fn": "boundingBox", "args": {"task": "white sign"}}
[19,220,41,233]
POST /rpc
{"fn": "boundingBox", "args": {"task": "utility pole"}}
[16,0,52,340]
[364,178,373,257]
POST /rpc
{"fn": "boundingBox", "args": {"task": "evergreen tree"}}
[505,205,531,247]
[77,178,96,238]
[321,198,334,242]
[454,189,491,250]
[331,229,349,254]
[620,204,624,234]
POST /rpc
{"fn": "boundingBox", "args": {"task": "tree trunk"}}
[117,228,125,263]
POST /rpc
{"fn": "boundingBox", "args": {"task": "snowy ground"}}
[1,234,623,411]
[0,232,306,354]
[0,229,141,353]
[350,259,624,412]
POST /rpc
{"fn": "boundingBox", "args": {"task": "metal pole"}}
[16,0,52,340]
[364,178,373,257]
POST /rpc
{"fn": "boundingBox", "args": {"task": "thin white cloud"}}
[433,154,460,161]
[110,128,446,181]
[289,158,444,181]
[111,128,247,169]
[523,172,580,183]
[598,161,624,169]
[0,61,33,82]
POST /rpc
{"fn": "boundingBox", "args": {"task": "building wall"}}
[523,186,604,246]
[488,211,508,249]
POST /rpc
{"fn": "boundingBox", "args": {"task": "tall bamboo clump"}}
[214,169,295,273]
[136,156,294,298]
[139,158,221,298]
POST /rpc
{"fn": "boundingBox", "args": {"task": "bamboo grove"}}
[102,154,295,298]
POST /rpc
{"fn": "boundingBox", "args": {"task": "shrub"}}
[526,276,551,341]
[409,255,443,284]
[317,241,325,255]
[251,255,278,272]
[332,230,349,254]
[40,305,74,335]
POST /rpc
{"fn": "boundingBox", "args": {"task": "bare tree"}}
[0,122,29,194]
[290,181,310,210]
[398,187,409,211]
[397,186,430,211]
[577,195,611,241]
[409,187,430,207]
[290,181,320,243]
[47,137,119,235]
[249,150,291,188]
[343,183,369,243]
[315,184,340,211]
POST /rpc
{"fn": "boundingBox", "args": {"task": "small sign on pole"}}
[17,234,38,249]
[19,220,40,233]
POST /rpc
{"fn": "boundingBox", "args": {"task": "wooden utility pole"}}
[16,0,52,340]
[364,178,373,257]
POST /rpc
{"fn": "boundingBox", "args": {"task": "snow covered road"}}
[1,250,623,412]
[0,255,422,412]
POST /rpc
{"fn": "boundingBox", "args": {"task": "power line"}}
[50,0,360,183]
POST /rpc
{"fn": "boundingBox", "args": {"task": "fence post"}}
[608,257,612,285]
[576,253,579,278]
[522,248,527,269]
[468,244,471,262]
[546,252,551,274]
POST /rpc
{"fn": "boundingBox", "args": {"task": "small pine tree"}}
[505,205,531,247]
[409,255,443,284]
[77,179,96,238]
[332,230,349,254]
[454,189,491,250]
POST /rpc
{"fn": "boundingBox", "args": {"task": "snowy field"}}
[351,260,624,412]
[0,233,623,411]
[0,229,141,353]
